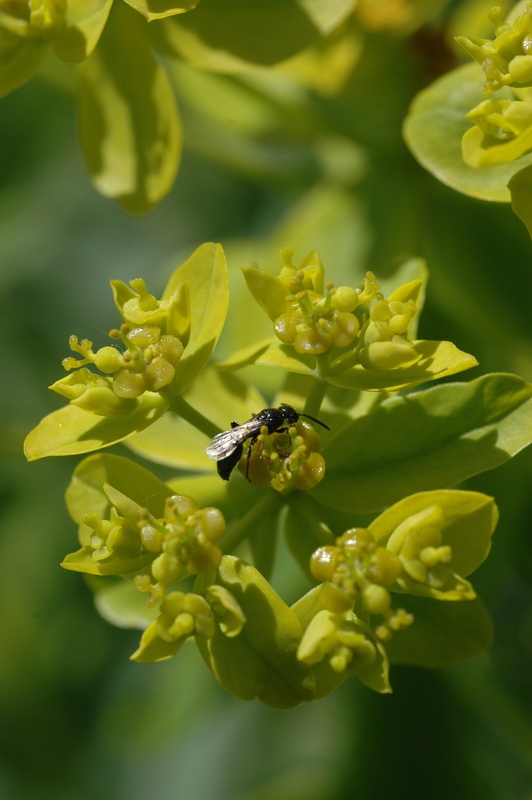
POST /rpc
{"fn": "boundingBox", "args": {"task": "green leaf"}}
[162,243,229,393]
[154,0,335,73]
[247,505,279,582]
[384,595,493,667]
[242,266,290,322]
[327,340,477,392]
[0,31,47,98]
[403,62,532,202]
[24,397,168,460]
[297,0,357,35]
[313,373,532,513]
[195,556,315,708]
[219,338,475,390]
[65,452,173,523]
[51,0,113,63]
[77,1,182,213]
[509,164,532,238]
[123,0,199,22]
[283,494,334,581]
[215,337,277,372]
[369,490,498,579]
[127,367,263,469]
[250,341,317,376]
[62,545,151,575]
[93,578,159,629]
[130,618,187,662]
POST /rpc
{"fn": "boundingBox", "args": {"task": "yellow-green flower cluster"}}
[134,494,225,604]
[1,0,66,38]
[83,506,137,563]
[310,527,414,641]
[273,248,377,356]
[50,278,186,416]
[271,250,420,370]
[131,584,246,664]
[456,1,532,167]
[297,609,380,674]
[385,504,476,600]
[239,419,326,492]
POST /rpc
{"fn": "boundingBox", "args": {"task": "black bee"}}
[206,403,330,481]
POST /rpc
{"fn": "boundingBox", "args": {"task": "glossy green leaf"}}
[77,1,182,213]
[127,367,264,469]
[403,62,532,202]
[24,397,168,460]
[508,164,532,238]
[314,373,532,513]
[123,0,198,22]
[162,243,229,393]
[93,578,160,629]
[51,0,113,63]
[65,453,173,525]
[369,490,498,578]
[0,31,47,98]
[195,556,315,708]
[327,340,477,392]
[384,595,493,667]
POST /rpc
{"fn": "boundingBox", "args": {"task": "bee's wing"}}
[205,420,257,461]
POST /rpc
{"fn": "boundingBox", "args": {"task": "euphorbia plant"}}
[25,242,532,708]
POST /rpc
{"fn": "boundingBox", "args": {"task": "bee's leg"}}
[246,435,259,481]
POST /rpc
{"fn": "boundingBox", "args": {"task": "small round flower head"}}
[273,285,360,355]
[54,323,184,412]
[310,527,413,640]
[140,495,225,601]
[359,297,420,371]
[239,419,326,492]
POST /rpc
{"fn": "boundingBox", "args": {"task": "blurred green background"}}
[2,11,532,799]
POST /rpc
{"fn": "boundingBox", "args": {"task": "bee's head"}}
[279,404,299,425]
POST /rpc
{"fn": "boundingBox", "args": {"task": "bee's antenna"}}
[299,413,330,431]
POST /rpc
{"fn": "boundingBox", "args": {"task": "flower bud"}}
[319,582,354,613]
[310,546,340,582]
[330,286,359,312]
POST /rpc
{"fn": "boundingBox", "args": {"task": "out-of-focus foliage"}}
[3,0,532,796]
[405,0,532,235]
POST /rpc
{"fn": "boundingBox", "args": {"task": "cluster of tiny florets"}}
[240,419,326,492]
[310,527,413,640]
